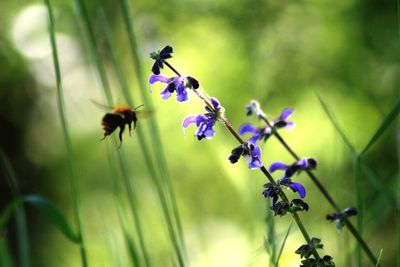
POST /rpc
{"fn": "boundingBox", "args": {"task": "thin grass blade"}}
[375,249,383,267]
[361,97,400,155]
[275,222,293,267]
[316,93,357,154]
[43,0,87,265]
[74,3,152,266]
[118,0,187,264]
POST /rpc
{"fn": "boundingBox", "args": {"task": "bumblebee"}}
[100,105,143,145]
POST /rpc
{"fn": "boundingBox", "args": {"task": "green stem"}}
[44,0,87,266]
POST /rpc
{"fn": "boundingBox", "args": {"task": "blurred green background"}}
[0,0,399,266]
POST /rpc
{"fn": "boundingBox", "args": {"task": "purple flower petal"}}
[288,181,306,198]
[149,74,170,84]
[160,87,172,99]
[280,108,294,120]
[269,162,288,172]
[244,144,263,170]
[176,89,189,102]
[296,159,309,169]
[239,124,258,135]
[182,115,198,128]
[285,122,296,130]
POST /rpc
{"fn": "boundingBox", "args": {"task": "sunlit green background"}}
[0,0,399,266]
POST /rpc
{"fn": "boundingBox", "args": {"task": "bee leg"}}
[99,134,107,141]
[133,118,137,129]
[118,124,125,147]
[128,122,132,136]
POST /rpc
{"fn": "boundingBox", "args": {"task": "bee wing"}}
[92,100,113,111]
[135,110,154,118]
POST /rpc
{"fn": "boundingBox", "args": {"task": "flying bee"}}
[97,104,145,146]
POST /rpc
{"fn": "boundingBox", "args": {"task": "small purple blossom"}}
[182,97,222,140]
[239,124,272,143]
[228,142,263,169]
[327,207,358,230]
[149,74,199,102]
[272,108,296,130]
[278,178,306,198]
[269,158,317,179]
[150,45,173,74]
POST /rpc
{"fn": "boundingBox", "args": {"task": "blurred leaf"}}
[361,97,400,155]
[22,195,80,243]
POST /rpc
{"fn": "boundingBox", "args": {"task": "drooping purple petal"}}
[176,89,189,102]
[149,74,170,84]
[285,121,296,130]
[175,77,189,102]
[244,144,263,169]
[160,87,172,99]
[210,97,222,111]
[280,108,294,120]
[269,162,288,172]
[182,115,198,128]
[239,124,258,135]
[248,134,262,144]
[288,181,306,198]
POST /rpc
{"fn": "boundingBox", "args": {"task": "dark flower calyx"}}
[326,207,358,230]
[228,142,263,169]
[150,45,173,74]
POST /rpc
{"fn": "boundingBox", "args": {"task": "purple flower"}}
[239,124,272,143]
[149,74,199,102]
[182,97,222,140]
[326,207,358,230]
[278,178,306,198]
[228,142,263,169]
[269,158,317,179]
[273,108,295,130]
[150,45,173,74]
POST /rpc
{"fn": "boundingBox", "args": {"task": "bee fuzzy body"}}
[100,105,138,145]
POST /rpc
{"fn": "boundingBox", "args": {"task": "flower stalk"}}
[256,106,378,265]
[152,49,323,262]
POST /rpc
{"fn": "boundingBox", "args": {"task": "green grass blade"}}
[275,222,292,267]
[118,0,187,264]
[43,0,87,265]
[264,204,276,266]
[0,149,30,267]
[316,93,357,154]
[397,122,400,267]
[361,97,400,155]
[361,159,396,204]
[22,195,80,243]
[0,238,13,267]
[15,208,29,267]
[375,249,383,267]
[0,199,22,230]
[74,3,152,266]
[353,155,362,267]
[106,144,143,267]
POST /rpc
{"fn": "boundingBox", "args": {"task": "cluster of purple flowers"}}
[149,46,263,169]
